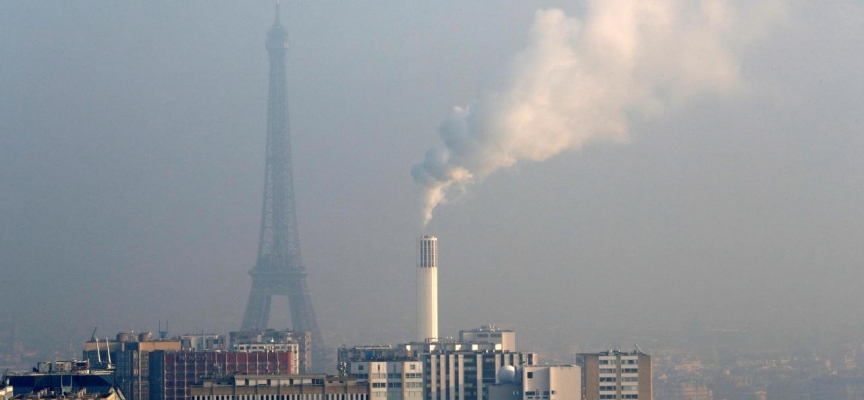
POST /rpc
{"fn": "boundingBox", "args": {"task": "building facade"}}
[486,365,580,400]
[349,360,423,400]
[577,350,652,400]
[338,345,421,400]
[190,374,368,400]
[5,361,115,399]
[82,332,182,400]
[230,330,312,374]
[149,350,295,400]
[458,326,515,352]
[180,334,226,351]
[422,349,536,400]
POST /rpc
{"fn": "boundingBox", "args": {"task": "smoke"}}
[412,0,786,225]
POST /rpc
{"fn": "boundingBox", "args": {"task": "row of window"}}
[370,391,421,399]
[599,396,638,400]
[599,367,639,373]
[524,390,556,396]
[599,376,638,383]
[192,394,366,400]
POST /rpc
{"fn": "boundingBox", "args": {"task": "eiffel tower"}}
[241,3,326,372]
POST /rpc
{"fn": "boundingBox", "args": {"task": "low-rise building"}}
[6,361,116,399]
[486,365,580,400]
[149,350,296,400]
[189,374,367,400]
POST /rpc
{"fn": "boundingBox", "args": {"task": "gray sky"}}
[1,0,863,355]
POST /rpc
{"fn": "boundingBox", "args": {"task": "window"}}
[527,372,533,379]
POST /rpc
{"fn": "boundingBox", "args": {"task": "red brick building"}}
[150,350,295,400]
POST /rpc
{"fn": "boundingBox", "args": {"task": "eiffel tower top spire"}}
[273,1,282,28]
[267,1,288,51]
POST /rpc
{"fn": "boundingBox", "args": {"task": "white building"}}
[459,326,516,352]
[417,236,439,342]
[421,346,536,400]
[487,365,581,400]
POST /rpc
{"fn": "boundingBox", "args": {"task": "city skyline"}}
[1,0,864,358]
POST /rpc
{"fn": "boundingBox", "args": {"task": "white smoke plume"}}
[412,0,785,226]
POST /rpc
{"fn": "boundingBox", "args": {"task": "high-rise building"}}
[577,349,652,400]
[240,2,326,371]
[82,332,182,400]
[230,330,312,374]
[417,235,438,342]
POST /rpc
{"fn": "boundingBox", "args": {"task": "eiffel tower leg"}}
[242,278,272,331]
[286,273,328,372]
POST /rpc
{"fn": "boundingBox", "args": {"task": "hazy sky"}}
[1,1,863,355]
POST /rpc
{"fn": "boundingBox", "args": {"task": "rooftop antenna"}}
[159,321,168,340]
[95,337,103,364]
[105,337,113,370]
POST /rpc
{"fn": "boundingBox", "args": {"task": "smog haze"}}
[1,1,863,355]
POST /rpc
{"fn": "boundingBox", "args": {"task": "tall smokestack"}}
[417,235,439,342]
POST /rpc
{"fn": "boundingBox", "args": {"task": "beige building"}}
[577,350,651,400]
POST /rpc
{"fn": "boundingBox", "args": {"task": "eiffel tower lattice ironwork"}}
[241,4,326,371]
